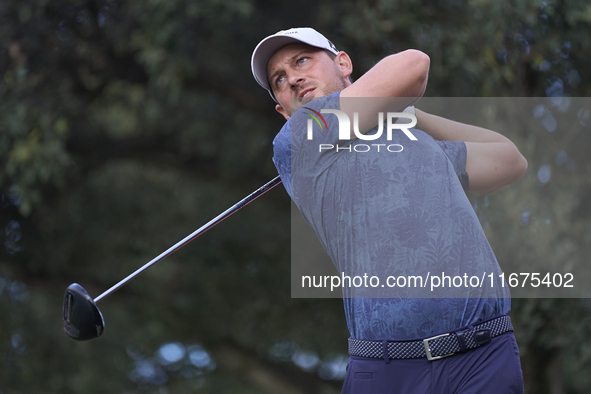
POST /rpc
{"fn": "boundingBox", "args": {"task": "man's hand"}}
[415,109,528,194]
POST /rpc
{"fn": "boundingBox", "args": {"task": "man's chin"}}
[291,94,319,111]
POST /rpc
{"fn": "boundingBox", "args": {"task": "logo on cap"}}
[276,29,298,35]
[327,40,338,52]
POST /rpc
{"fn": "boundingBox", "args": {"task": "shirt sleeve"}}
[435,140,470,192]
[289,93,344,174]
[271,92,342,199]
[272,121,293,197]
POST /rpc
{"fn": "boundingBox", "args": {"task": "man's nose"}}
[287,72,305,86]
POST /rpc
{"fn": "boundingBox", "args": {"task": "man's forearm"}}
[414,108,528,194]
[340,51,430,138]
[415,108,511,143]
[343,50,430,101]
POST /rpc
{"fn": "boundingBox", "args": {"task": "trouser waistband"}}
[348,315,513,361]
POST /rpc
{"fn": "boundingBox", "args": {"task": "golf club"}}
[63,176,282,341]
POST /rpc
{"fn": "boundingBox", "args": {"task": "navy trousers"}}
[342,332,524,394]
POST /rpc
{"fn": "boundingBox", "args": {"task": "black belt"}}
[348,315,513,361]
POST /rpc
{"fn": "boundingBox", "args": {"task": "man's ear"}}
[275,104,290,120]
[335,51,353,83]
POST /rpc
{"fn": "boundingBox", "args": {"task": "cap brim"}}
[251,35,307,92]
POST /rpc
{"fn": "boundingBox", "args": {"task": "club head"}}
[62,283,105,341]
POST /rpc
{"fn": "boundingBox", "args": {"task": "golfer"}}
[252,27,527,393]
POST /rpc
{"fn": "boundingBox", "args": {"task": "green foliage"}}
[1,0,590,392]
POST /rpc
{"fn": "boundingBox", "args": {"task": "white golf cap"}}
[251,27,339,100]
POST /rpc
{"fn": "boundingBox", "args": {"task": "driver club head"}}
[62,283,105,341]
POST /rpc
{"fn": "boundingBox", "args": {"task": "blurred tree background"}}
[1,0,590,392]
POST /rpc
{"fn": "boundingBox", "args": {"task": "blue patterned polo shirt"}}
[273,92,510,340]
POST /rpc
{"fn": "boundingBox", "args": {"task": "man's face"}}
[266,43,351,119]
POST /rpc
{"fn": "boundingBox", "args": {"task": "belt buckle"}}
[423,333,454,361]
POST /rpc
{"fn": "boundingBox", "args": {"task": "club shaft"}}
[94,176,282,303]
